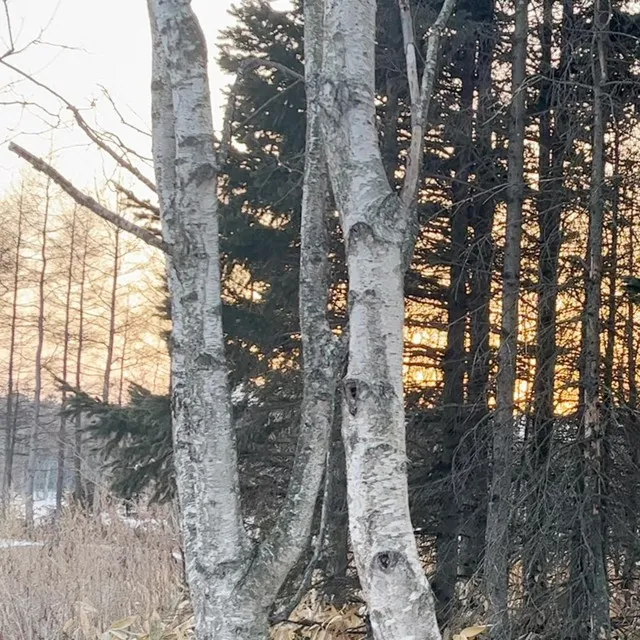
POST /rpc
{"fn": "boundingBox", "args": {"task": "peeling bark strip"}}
[316,0,454,637]
[147,0,340,637]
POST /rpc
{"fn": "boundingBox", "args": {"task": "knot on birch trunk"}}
[342,378,369,416]
[374,550,401,572]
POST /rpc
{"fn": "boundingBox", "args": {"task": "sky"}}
[0,0,288,197]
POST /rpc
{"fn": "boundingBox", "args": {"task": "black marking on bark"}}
[181,291,198,303]
[348,220,375,247]
[190,162,217,186]
[195,352,216,368]
[375,550,400,572]
[343,378,359,416]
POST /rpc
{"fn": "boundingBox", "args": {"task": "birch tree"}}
[315,0,454,636]
[141,0,340,635]
[9,0,453,634]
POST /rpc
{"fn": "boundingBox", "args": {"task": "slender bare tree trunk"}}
[603,132,620,396]
[621,217,638,600]
[103,225,120,403]
[73,228,89,504]
[572,2,610,636]
[484,2,528,637]
[56,208,77,516]
[118,298,130,406]
[25,177,52,528]
[460,9,495,580]
[433,42,473,621]
[2,187,24,513]
[321,407,349,602]
[523,0,564,625]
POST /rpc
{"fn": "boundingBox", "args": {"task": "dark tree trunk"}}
[433,38,474,623]
[459,2,496,581]
[570,3,610,636]
[484,2,528,637]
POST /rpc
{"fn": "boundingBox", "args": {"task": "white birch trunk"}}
[149,4,252,635]
[317,0,444,636]
[147,1,339,636]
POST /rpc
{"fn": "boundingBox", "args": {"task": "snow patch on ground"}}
[0,539,44,549]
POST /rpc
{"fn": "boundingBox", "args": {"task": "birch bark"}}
[316,0,453,636]
[146,1,339,636]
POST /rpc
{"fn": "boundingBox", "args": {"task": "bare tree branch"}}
[111,180,160,217]
[240,56,303,82]
[1,59,157,193]
[398,0,456,209]
[9,142,169,254]
[398,0,420,109]
[99,85,152,139]
[1,0,14,59]
[218,57,303,167]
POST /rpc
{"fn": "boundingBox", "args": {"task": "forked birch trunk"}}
[9,0,452,632]
[146,1,339,636]
[316,0,453,636]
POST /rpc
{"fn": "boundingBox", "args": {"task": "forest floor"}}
[0,497,367,640]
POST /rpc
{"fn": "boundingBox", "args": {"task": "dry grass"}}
[0,500,401,639]
[0,502,185,640]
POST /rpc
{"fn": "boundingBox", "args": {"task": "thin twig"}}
[1,59,157,193]
[111,181,160,217]
[1,0,14,58]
